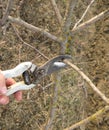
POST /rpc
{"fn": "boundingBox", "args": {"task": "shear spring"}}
[22,70,32,85]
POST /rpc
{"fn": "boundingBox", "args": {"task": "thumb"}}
[0,71,7,94]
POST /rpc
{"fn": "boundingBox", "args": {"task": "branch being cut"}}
[73,0,95,29]
[8,16,62,44]
[64,60,109,104]
[64,106,109,130]
[72,8,109,34]
[0,0,13,26]
[50,0,62,25]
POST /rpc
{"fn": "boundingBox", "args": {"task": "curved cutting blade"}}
[37,55,72,76]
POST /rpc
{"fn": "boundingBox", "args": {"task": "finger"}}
[0,95,9,105]
[14,91,22,101]
[0,72,7,94]
[6,79,22,101]
[6,78,22,101]
[6,78,16,87]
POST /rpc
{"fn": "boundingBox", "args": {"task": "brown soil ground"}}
[0,0,109,130]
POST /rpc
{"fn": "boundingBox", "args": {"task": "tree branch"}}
[61,0,77,54]
[64,106,109,130]
[73,0,95,29]
[72,8,109,34]
[64,60,109,104]
[8,16,62,44]
[11,24,49,60]
[50,0,62,25]
[44,73,60,130]
[63,0,77,33]
[0,0,13,26]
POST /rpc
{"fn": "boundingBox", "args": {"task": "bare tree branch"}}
[63,1,69,22]
[61,0,77,54]
[72,8,109,34]
[63,0,77,33]
[64,60,109,104]
[8,16,62,44]
[44,73,60,130]
[64,106,109,130]
[73,0,95,29]
[0,0,13,26]
[11,24,49,60]
[50,0,62,25]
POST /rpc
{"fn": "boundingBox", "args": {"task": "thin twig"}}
[11,24,49,60]
[42,82,54,91]
[18,44,22,63]
[17,0,25,17]
[50,0,62,25]
[73,0,95,29]
[0,41,6,45]
[8,16,62,44]
[0,0,13,25]
[64,106,109,130]
[64,60,109,104]
[72,8,109,33]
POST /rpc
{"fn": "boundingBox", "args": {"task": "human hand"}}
[0,72,22,105]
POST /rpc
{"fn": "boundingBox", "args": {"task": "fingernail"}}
[15,91,22,101]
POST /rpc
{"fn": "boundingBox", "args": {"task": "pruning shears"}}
[1,55,71,96]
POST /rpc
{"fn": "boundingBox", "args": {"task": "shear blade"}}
[47,61,66,75]
[54,62,66,67]
[41,55,72,75]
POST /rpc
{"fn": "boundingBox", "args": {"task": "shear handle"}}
[1,62,32,78]
[6,81,35,96]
